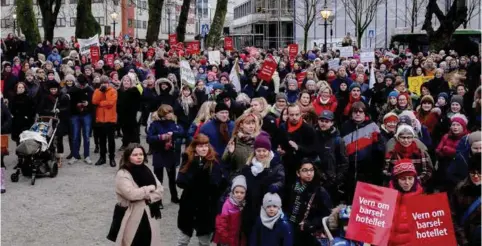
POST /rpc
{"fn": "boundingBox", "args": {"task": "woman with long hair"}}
[114,143,163,246]
[186,101,216,145]
[175,85,197,134]
[176,134,224,246]
[296,91,315,116]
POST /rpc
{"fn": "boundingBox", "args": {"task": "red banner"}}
[186,41,200,55]
[346,182,398,246]
[90,46,100,64]
[168,34,177,47]
[288,44,298,58]
[296,71,307,87]
[224,37,233,51]
[405,193,457,246]
[105,54,114,67]
[257,54,278,82]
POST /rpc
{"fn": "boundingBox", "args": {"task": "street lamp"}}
[320,5,332,52]
[110,12,118,39]
[12,13,17,36]
[328,14,335,43]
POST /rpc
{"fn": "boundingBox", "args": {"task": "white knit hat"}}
[262,192,282,209]
[231,175,247,192]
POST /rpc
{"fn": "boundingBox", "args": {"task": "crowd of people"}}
[1,32,481,246]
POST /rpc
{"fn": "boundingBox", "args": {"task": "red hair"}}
[179,134,218,173]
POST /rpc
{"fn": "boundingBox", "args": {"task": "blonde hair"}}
[250,97,271,117]
[232,112,262,138]
[193,101,216,124]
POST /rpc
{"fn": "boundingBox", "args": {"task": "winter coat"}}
[249,214,293,246]
[10,93,35,141]
[242,83,270,99]
[199,118,235,159]
[314,127,349,193]
[47,52,62,64]
[446,136,472,187]
[174,97,196,132]
[331,76,353,93]
[436,133,466,159]
[451,178,481,246]
[117,87,141,127]
[222,135,255,175]
[213,197,247,246]
[388,184,424,246]
[285,182,333,246]
[68,85,94,116]
[286,89,299,104]
[37,92,70,135]
[427,77,450,99]
[312,95,338,115]
[146,119,184,169]
[241,155,285,236]
[92,87,118,123]
[416,110,440,134]
[114,169,163,246]
[176,155,224,237]
[384,144,433,185]
[2,71,18,101]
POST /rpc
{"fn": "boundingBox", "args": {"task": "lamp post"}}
[110,12,118,39]
[320,6,332,53]
[328,15,335,44]
[12,14,17,36]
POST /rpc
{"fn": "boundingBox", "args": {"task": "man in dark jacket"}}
[340,102,385,203]
[68,75,94,164]
[315,110,349,204]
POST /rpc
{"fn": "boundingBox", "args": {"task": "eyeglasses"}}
[353,110,365,114]
[469,170,481,176]
[399,136,414,140]
[300,168,315,173]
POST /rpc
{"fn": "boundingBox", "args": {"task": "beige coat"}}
[114,169,164,246]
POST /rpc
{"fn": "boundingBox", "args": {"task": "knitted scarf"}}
[260,208,282,230]
[124,164,162,219]
[394,141,421,159]
[287,119,303,133]
[180,95,194,116]
[289,181,307,223]
[343,95,361,116]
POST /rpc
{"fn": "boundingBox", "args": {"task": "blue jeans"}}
[71,114,92,158]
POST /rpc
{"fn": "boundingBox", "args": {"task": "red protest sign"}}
[168,34,177,46]
[224,37,233,51]
[90,46,100,64]
[186,41,200,55]
[288,44,298,58]
[105,54,114,67]
[296,71,307,87]
[257,54,278,82]
[346,182,398,246]
[176,42,184,51]
[405,193,457,246]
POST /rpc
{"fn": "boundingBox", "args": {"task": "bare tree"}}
[422,0,467,50]
[390,0,428,33]
[293,0,325,52]
[340,0,383,48]
[463,0,480,28]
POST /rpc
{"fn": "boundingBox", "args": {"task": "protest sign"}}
[229,59,241,92]
[78,34,99,55]
[208,50,221,65]
[360,52,375,63]
[185,41,200,55]
[288,44,298,58]
[168,34,177,46]
[408,76,433,96]
[105,54,114,67]
[296,71,307,87]
[339,46,354,58]
[180,60,195,88]
[224,37,233,51]
[328,59,340,70]
[257,54,277,81]
[346,182,398,246]
[90,46,100,64]
[405,193,457,246]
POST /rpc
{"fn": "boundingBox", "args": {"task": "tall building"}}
[231,0,294,49]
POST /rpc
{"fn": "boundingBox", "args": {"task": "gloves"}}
[99,85,107,92]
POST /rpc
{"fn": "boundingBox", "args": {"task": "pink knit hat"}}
[392,159,417,177]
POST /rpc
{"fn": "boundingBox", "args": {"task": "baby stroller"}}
[11,100,59,185]
[322,205,364,246]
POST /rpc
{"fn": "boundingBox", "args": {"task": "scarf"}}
[289,181,307,223]
[124,164,162,219]
[343,95,361,116]
[394,141,421,159]
[237,131,256,145]
[319,96,330,105]
[297,101,314,114]
[250,152,274,176]
[260,208,282,230]
[287,119,303,133]
[180,95,194,116]
[229,194,246,210]
[216,118,230,144]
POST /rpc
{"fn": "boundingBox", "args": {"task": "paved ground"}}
[1,129,204,246]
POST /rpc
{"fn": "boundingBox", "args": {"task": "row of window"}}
[234,1,252,20]
[127,19,148,29]
[134,0,148,9]
[0,17,106,28]
[1,0,112,6]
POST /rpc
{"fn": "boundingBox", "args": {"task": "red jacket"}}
[416,111,439,134]
[436,133,465,158]
[312,95,338,115]
[388,184,424,246]
[213,198,246,246]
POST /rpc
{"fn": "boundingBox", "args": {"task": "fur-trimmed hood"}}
[154,78,174,95]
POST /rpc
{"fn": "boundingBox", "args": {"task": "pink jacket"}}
[213,198,246,246]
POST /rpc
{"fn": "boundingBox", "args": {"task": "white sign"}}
[339,46,354,58]
[368,29,375,38]
[328,58,340,70]
[77,34,100,55]
[208,50,221,65]
[180,60,195,88]
[360,52,375,63]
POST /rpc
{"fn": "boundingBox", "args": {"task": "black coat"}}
[10,93,35,141]
[176,155,224,237]
[68,85,94,116]
[37,92,70,136]
[1,100,12,134]
[117,87,141,126]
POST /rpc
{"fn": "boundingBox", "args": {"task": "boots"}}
[55,153,63,168]
[1,167,5,194]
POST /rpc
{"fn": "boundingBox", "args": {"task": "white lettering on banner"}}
[208,50,221,65]
[180,60,195,88]
[328,58,340,70]
[78,34,100,55]
[339,46,354,58]
[360,52,375,63]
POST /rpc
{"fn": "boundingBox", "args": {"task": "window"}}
[1,19,12,28]
[136,20,141,28]
[127,19,133,27]
[143,21,147,29]
[55,18,66,27]
[95,17,105,26]
[70,17,76,27]
[37,18,42,27]
[70,0,77,3]
[1,0,8,6]
[142,0,147,9]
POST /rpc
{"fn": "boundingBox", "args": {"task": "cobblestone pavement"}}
[1,130,204,246]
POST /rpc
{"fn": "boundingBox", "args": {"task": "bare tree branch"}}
[340,0,383,47]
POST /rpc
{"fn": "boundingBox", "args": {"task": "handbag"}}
[302,193,330,246]
[106,204,128,242]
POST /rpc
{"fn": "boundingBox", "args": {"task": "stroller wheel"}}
[49,163,58,178]
[11,173,19,182]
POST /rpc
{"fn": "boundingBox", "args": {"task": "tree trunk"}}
[206,0,228,48]
[428,28,455,51]
[357,26,363,49]
[38,0,62,42]
[16,0,41,52]
[303,29,309,52]
[146,0,164,45]
[75,0,101,39]
[176,0,191,42]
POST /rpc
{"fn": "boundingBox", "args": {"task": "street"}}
[1,130,202,246]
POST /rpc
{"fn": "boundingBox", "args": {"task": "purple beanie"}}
[254,131,271,150]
